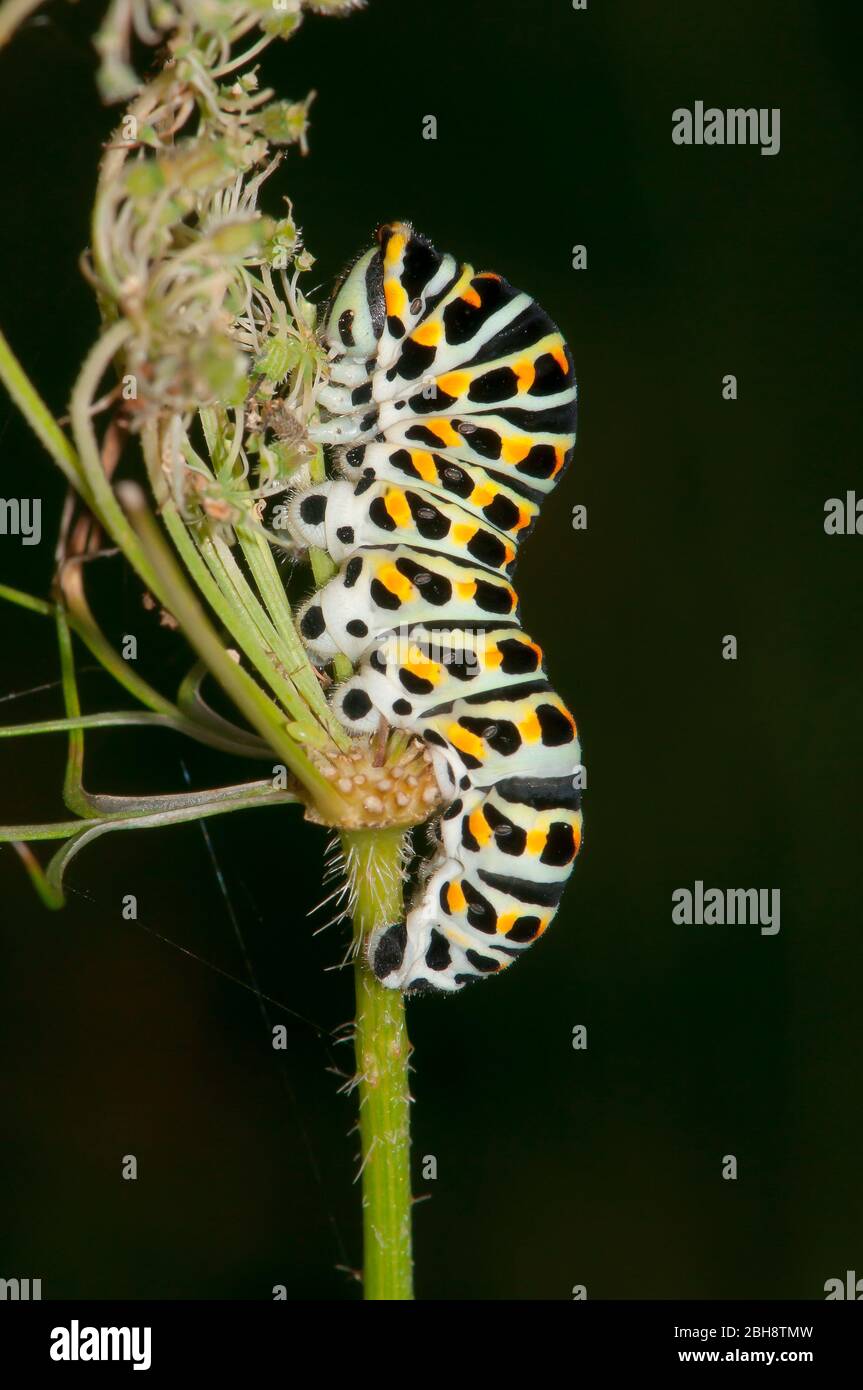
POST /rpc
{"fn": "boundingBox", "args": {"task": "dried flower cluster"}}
[81,0,442,826]
[95,0,365,103]
[90,12,329,536]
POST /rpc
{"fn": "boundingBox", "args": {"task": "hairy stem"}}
[344,826,414,1301]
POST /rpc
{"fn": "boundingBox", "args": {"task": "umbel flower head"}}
[76,0,443,832]
[94,0,365,102]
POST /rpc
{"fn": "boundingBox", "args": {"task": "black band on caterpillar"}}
[290,221,582,994]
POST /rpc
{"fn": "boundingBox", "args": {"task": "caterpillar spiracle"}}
[288,221,582,994]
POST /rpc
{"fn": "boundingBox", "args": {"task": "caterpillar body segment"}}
[289,221,581,993]
[288,478,519,574]
[339,444,544,546]
[368,767,582,994]
[296,545,518,664]
[328,623,549,732]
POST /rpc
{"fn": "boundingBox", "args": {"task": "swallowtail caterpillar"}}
[287,222,582,994]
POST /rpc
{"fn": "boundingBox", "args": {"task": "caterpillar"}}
[287,221,582,994]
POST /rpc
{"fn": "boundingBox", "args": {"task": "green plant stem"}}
[344,826,414,1301]
[0,780,293,842]
[0,0,45,49]
[0,710,250,744]
[0,580,268,759]
[0,583,53,617]
[141,420,346,752]
[0,327,85,492]
[69,321,165,593]
[236,518,350,751]
[116,483,347,818]
[4,781,297,908]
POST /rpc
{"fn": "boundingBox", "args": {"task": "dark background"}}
[0,0,860,1300]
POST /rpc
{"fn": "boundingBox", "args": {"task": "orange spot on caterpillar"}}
[470,483,497,508]
[412,319,442,346]
[446,880,467,914]
[383,230,407,266]
[376,562,414,602]
[518,709,542,743]
[403,639,441,683]
[385,279,407,318]
[423,420,462,448]
[468,809,492,846]
[383,488,412,529]
[403,654,442,685]
[437,371,470,399]
[410,450,438,483]
[513,358,536,392]
[501,436,532,465]
[452,523,477,546]
[447,724,485,759]
[551,342,569,375]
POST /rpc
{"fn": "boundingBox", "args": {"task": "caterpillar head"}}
[324,247,383,358]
